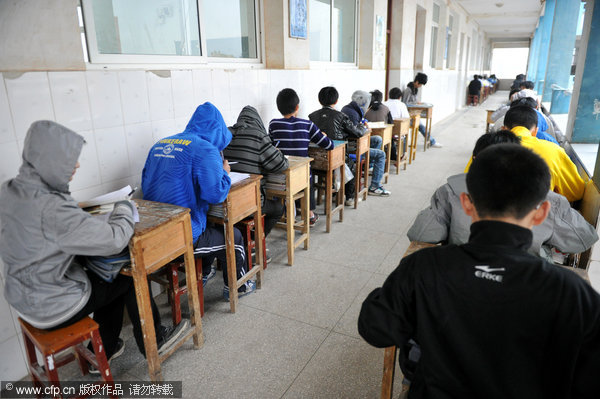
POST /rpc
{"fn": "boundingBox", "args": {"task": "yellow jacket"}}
[464,126,585,202]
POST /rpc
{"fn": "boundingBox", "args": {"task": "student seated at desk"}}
[340,90,391,196]
[503,106,585,202]
[364,89,393,124]
[142,103,256,301]
[0,121,184,371]
[268,88,334,225]
[224,105,289,261]
[408,131,598,261]
[401,72,442,148]
[467,74,482,100]
[384,87,410,120]
[509,97,558,144]
[359,144,600,398]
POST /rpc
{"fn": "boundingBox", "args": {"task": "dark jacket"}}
[468,79,482,95]
[364,102,393,124]
[359,221,600,399]
[224,106,288,175]
[308,106,366,141]
[340,101,365,126]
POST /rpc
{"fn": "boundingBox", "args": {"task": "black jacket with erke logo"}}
[358,220,600,398]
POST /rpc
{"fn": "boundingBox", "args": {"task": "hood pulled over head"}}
[184,102,232,151]
[351,90,372,115]
[230,105,266,135]
[21,120,84,193]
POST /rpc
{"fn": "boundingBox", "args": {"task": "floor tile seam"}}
[278,327,334,399]
[236,302,340,332]
[292,251,398,273]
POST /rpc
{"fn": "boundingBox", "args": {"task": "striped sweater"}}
[224,106,289,175]
[268,116,334,157]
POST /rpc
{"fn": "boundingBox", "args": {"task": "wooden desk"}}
[265,156,312,266]
[207,175,265,312]
[380,241,592,399]
[369,123,394,184]
[486,110,495,133]
[407,104,433,152]
[308,141,346,232]
[347,134,371,208]
[392,119,410,173]
[127,200,203,382]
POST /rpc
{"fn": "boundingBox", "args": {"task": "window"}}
[444,14,453,68]
[309,0,357,63]
[430,3,440,68]
[81,0,260,63]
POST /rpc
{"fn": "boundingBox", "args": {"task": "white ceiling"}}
[456,0,544,42]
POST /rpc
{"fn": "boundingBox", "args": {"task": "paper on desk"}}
[92,202,140,223]
[367,121,387,128]
[79,185,132,208]
[229,172,250,185]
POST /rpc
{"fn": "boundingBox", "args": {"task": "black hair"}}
[389,87,402,99]
[467,144,550,219]
[509,88,520,99]
[415,72,428,85]
[472,130,521,158]
[370,89,383,103]
[516,74,526,80]
[318,86,339,106]
[276,88,300,115]
[520,81,535,90]
[510,97,538,110]
[504,106,538,130]
[473,74,479,79]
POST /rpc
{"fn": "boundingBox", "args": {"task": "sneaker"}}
[309,213,319,226]
[222,280,257,301]
[89,338,125,374]
[368,186,391,196]
[202,266,216,286]
[344,198,355,207]
[157,319,189,355]
[431,142,443,148]
[251,248,272,264]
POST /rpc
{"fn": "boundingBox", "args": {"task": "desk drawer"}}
[288,165,309,193]
[308,147,328,170]
[329,145,345,168]
[133,221,186,272]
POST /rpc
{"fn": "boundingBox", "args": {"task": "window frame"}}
[429,2,440,68]
[309,0,359,66]
[81,0,262,65]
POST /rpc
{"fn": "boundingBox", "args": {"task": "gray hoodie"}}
[407,173,598,259]
[0,121,134,328]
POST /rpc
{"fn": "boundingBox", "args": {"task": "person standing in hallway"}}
[402,73,442,148]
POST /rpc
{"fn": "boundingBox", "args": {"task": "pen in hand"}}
[127,187,137,199]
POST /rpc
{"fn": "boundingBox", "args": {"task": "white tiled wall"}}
[0,67,386,381]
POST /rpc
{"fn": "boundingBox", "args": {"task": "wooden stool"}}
[392,119,410,173]
[236,214,267,271]
[151,258,205,325]
[407,115,420,164]
[19,316,116,397]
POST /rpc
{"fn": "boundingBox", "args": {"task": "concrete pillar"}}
[570,0,600,143]
[534,0,556,95]
[541,0,581,102]
[263,0,309,69]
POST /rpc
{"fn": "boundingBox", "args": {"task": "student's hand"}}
[223,159,231,174]
[322,132,328,137]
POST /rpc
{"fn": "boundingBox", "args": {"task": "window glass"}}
[333,0,355,63]
[310,0,331,61]
[90,0,200,56]
[430,26,438,67]
[202,0,257,58]
[432,3,440,24]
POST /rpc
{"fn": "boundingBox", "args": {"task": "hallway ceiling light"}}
[495,2,504,7]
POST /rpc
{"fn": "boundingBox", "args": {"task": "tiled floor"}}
[55,91,600,398]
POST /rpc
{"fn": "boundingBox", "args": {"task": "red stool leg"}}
[89,329,115,386]
[167,263,182,326]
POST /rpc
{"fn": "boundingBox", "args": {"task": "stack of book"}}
[208,204,225,218]
[264,174,286,191]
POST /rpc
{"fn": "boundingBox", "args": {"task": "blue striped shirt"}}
[269,117,333,157]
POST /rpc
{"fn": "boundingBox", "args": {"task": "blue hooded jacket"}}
[142,103,232,241]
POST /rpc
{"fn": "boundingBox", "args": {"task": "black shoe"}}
[157,319,189,355]
[89,338,125,374]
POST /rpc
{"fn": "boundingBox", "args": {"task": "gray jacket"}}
[0,121,134,329]
[407,173,598,259]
